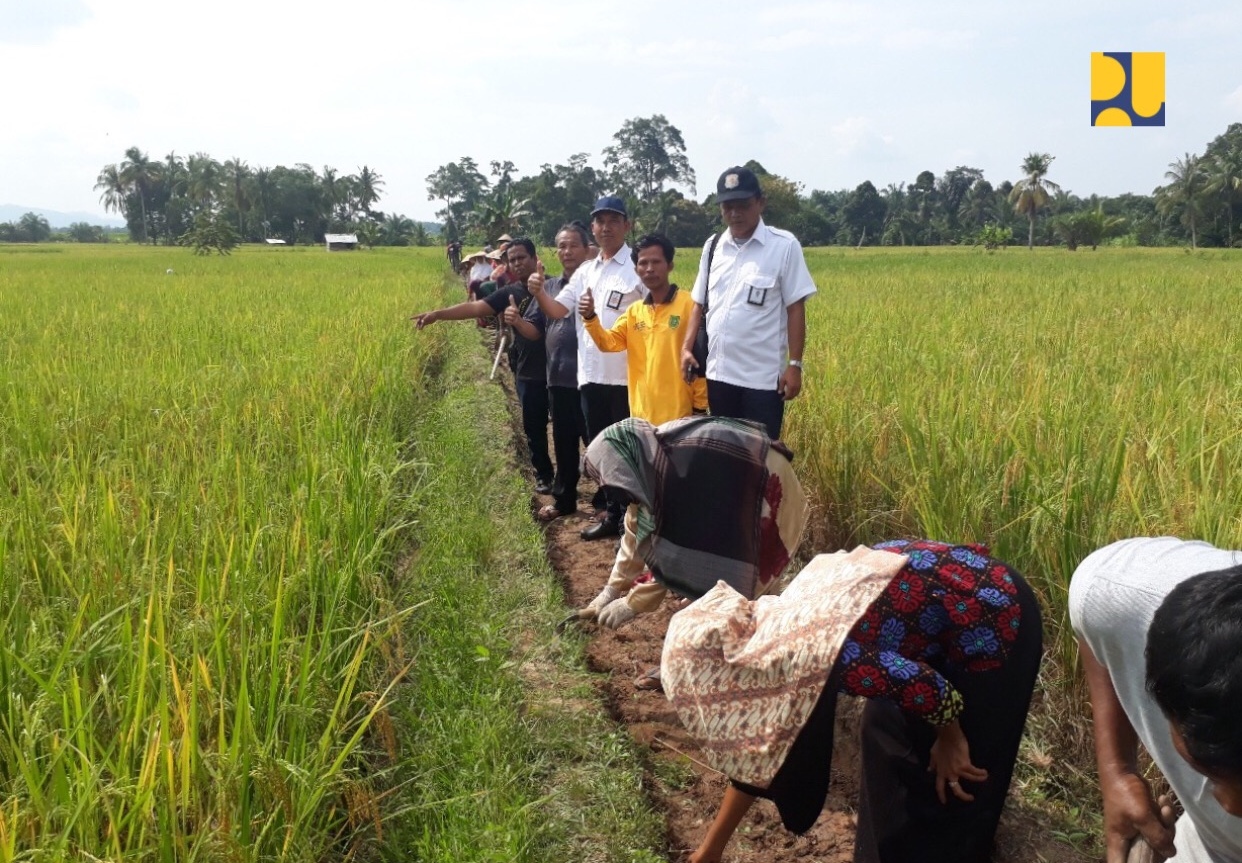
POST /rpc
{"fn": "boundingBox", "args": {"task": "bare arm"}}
[527,268,571,320]
[1079,637,1177,862]
[690,785,756,863]
[680,301,705,381]
[778,299,806,401]
[412,299,496,329]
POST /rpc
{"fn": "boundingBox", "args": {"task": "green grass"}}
[0,244,661,861]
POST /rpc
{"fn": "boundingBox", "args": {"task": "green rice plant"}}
[788,246,1242,690]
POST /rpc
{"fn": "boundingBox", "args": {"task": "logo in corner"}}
[1091,52,1165,126]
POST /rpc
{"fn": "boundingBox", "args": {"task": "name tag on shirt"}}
[746,285,768,306]
[606,289,624,310]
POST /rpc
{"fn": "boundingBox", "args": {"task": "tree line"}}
[428,117,1242,251]
[91,147,433,247]
[0,212,125,244]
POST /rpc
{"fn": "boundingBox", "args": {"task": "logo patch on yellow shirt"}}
[634,321,648,331]
[669,315,681,328]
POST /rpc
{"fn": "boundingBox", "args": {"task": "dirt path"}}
[535,471,1095,863]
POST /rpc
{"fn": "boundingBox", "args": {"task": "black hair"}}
[556,223,591,247]
[505,237,536,258]
[1146,564,1242,780]
[631,233,674,265]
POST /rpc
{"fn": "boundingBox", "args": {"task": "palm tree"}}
[120,146,160,243]
[470,189,531,241]
[95,164,126,217]
[1205,144,1242,247]
[1156,154,1208,249]
[355,166,385,217]
[223,158,251,238]
[1009,153,1061,249]
[186,153,224,214]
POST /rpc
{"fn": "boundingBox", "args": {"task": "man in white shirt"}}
[528,195,645,540]
[680,166,817,441]
[1069,537,1242,863]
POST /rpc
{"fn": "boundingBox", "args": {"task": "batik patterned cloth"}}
[836,539,1027,727]
[661,547,908,788]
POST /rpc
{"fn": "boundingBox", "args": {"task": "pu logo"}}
[1091,52,1165,126]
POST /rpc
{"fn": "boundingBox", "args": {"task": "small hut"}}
[324,233,359,252]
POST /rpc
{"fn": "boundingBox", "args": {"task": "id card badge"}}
[746,285,768,306]
[606,289,624,310]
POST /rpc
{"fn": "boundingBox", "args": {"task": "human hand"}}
[682,344,699,383]
[412,310,438,330]
[528,259,546,295]
[928,720,989,803]
[582,585,621,619]
[778,365,802,401]
[1101,772,1176,863]
[503,294,521,327]
[578,287,595,319]
[597,597,637,629]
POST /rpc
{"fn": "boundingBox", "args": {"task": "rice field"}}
[789,245,1242,677]
[0,244,662,861]
[3,241,1241,857]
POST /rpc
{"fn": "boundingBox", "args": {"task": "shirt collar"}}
[643,283,678,305]
[725,219,770,248]
[595,243,632,267]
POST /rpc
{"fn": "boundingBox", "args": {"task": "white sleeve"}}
[554,271,581,311]
[780,239,817,307]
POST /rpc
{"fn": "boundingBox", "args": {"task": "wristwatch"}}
[788,359,804,370]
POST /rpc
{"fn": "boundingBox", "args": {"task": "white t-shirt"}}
[690,220,817,391]
[1069,537,1242,863]
[553,244,645,387]
[468,262,493,283]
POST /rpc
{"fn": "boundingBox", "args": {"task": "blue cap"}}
[590,195,628,219]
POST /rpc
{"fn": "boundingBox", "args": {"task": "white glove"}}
[597,597,637,630]
[583,585,621,618]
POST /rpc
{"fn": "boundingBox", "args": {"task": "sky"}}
[2,0,1240,223]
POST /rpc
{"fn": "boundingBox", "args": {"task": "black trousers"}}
[548,385,586,514]
[579,382,629,521]
[707,378,785,441]
[853,576,1043,863]
[514,379,552,483]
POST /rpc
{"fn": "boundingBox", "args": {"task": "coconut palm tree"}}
[223,158,251,238]
[355,166,385,217]
[1156,154,1208,249]
[95,164,126,217]
[120,146,160,243]
[1205,144,1242,247]
[1009,153,1061,249]
[186,153,224,214]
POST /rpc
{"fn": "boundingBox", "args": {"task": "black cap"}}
[716,166,762,203]
[590,195,629,219]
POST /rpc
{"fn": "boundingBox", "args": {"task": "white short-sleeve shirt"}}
[690,220,817,391]
[553,244,645,387]
[1069,537,1242,862]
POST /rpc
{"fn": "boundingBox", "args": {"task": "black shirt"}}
[482,284,547,382]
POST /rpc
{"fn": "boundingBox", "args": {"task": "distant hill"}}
[0,204,126,229]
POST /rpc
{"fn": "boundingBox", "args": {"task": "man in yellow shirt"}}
[579,234,708,632]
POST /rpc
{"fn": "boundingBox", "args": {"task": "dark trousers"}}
[514,379,552,483]
[549,385,586,514]
[707,378,785,441]
[853,576,1043,863]
[579,382,630,521]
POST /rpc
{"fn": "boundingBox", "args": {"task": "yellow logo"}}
[1092,52,1165,126]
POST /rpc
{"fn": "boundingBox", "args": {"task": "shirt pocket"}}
[743,274,776,308]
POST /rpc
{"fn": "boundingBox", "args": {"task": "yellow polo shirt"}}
[584,285,708,426]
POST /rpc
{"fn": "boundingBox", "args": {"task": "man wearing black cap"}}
[680,166,817,441]
[528,195,646,540]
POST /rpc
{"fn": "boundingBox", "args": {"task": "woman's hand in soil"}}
[928,719,988,803]
[1100,771,1176,863]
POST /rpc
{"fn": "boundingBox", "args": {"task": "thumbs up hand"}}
[503,293,521,326]
[578,287,596,320]
[528,259,546,295]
